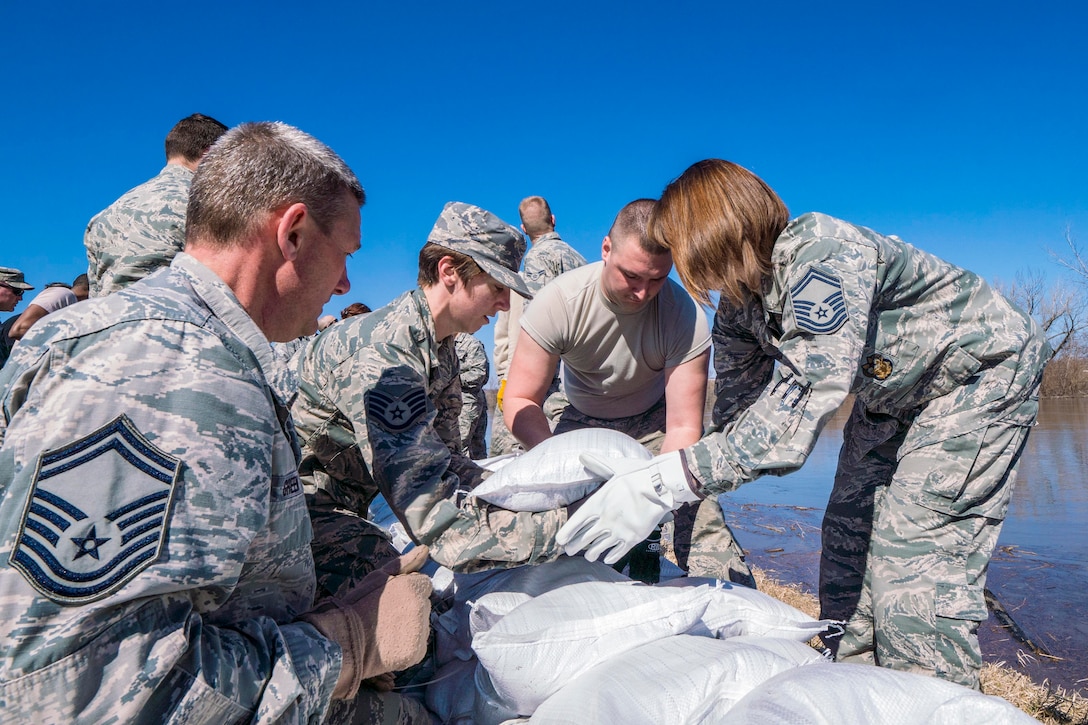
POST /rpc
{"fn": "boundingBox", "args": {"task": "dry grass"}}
[752,567,1088,724]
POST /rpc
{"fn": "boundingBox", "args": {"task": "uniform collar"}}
[171,253,281,397]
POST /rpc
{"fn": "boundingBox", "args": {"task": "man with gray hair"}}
[292,201,575,590]
[503,198,755,586]
[85,113,228,297]
[0,122,433,723]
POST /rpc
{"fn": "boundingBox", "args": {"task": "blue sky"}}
[3,2,1085,377]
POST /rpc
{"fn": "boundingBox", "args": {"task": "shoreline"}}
[720,498,1088,697]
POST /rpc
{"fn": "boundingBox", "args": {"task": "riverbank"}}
[720,498,1088,700]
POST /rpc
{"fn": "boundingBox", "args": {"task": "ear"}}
[275,203,310,262]
[602,235,612,261]
[436,255,460,289]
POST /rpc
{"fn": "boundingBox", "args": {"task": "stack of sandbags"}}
[469,579,834,722]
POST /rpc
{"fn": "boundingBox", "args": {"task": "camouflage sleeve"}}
[0,317,339,722]
[686,237,876,494]
[455,334,490,392]
[710,296,776,427]
[365,361,565,573]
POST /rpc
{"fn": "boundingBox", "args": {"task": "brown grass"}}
[751,567,1088,724]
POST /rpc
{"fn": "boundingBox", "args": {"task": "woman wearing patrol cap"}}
[293,200,581,599]
[559,158,1050,690]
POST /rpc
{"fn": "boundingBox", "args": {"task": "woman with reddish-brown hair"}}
[560,158,1051,690]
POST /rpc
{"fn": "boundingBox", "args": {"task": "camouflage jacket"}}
[84,164,192,297]
[521,232,588,295]
[688,212,1051,494]
[292,289,567,572]
[0,254,339,723]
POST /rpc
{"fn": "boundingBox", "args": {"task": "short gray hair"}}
[187,121,365,247]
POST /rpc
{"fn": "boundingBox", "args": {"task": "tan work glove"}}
[300,546,433,700]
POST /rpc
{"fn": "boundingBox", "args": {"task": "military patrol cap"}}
[0,267,34,291]
[427,202,532,299]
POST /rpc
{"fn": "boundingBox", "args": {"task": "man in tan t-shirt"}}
[503,199,755,586]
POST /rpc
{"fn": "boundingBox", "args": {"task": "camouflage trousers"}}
[488,406,523,457]
[820,391,1039,689]
[548,391,756,587]
[308,493,432,724]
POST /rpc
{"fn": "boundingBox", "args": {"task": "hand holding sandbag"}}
[558,451,701,565]
[300,546,433,700]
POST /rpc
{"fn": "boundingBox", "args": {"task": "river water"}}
[717,397,1088,693]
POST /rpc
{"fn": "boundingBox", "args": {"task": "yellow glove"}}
[496,378,507,412]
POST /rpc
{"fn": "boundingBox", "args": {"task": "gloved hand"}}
[300,546,433,700]
[558,451,702,566]
[496,379,507,412]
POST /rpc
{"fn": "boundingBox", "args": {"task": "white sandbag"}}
[433,556,629,667]
[661,577,838,641]
[469,428,651,511]
[473,582,716,715]
[714,662,1036,724]
[528,634,825,724]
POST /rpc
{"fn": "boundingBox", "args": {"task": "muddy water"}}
[719,397,1088,694]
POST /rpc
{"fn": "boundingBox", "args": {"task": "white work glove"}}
[557,450,702,566]
[299,546,433,700]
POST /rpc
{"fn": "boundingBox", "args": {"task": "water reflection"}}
[725,398,1088,566]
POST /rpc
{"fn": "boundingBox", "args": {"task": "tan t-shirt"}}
[520,261,710,419]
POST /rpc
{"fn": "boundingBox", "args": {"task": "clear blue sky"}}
[3,2,1086,378]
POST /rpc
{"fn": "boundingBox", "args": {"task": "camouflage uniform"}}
[454,333,489,460]
[293,204,566,583]
[684,212,1050,687]
[293,289,567,581]
[0,254,343,723]
[490,232,587,456]
[84,164,192,297]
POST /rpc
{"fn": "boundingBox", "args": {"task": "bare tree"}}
[1049,227,1088,288]
[997,269,1085,357]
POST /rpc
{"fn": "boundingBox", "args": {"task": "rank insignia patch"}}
[11,415,180,603]
[862,353,894,381]
[367,384,429,433]
[790,267,848,334]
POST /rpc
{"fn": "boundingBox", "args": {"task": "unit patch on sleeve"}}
[11,414,181,604]
[789,267,848,334]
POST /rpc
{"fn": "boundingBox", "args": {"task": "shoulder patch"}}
[366,382,429,433]
[11,415,181,604]
[789,267,848,334]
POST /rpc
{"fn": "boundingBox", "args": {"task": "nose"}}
[333,267,351,296]
[495,287,511,312]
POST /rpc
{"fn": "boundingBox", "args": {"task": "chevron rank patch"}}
[790,267,848,334]
[11,415,180,604]
[367,382,429,433]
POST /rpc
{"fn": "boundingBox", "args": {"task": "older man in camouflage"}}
[490,195,587,456]
[293,202,572,596]
[84,113,228,297]
[560,158,1051,688]
[0,122,434,723]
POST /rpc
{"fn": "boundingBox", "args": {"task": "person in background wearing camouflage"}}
[292,201,573,587]
[454,332,490,459]
[559,159,1051,689]
[502,199,755,587]
[490,196,587,455]
[84,113,228,297]
[0,122,434,724]
[0,267,35,369]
